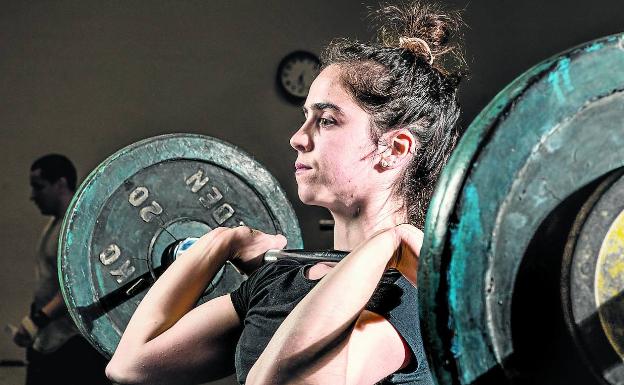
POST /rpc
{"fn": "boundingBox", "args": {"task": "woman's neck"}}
[331,195,406,251]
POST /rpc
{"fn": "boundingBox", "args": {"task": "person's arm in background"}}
[14,220,70,347]
[39,292,65,318]
[106,226,286,385]
[13,292,67,348]
[248,224,422,385]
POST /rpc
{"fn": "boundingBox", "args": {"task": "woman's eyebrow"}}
[303,102,344,115]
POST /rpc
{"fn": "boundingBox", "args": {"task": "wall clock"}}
[276,50,320,103]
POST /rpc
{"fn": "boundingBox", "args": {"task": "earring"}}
[380,156,397,168]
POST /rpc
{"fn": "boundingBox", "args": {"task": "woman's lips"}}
[295,162,312,174]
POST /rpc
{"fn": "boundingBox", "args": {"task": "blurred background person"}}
[12,154,110,385]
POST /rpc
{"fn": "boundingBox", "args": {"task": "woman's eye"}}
[318,118,335,127]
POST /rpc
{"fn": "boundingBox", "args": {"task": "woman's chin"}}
[296,187,327,208]
[297,189,316,205]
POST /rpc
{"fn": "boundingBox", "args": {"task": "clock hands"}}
[277,51,320,102]
[297,72,306,93]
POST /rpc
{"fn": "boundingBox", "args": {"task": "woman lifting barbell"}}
[106,2,465,384]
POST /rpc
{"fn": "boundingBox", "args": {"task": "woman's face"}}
[290,65,379,213]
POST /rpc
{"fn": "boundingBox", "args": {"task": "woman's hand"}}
[352,223,423,285]
[389,223,423,262]
[227,226,287,274]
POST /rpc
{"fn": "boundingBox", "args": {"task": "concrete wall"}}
[1,0,622,379]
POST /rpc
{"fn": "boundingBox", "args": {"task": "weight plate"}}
[563,172,624,385]
[59,133,302,358]
[420,33,624,384]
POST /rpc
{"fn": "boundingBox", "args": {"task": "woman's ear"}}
[391,130,416,156]
[378,129,417,169]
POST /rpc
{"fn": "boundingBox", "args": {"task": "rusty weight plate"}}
[59,133,302,358]
[420,33,624,384]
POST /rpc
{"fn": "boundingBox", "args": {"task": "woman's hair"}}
[321,1,466,228]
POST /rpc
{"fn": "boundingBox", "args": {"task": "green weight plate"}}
[59,133,302,358]
[420,33,624,384]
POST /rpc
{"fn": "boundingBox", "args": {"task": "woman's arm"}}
[106,227,237,384]
[106,227,286,385]
[247,224,423,385]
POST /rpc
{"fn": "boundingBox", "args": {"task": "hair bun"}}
[399,37,434,64]
[375,1,465,75]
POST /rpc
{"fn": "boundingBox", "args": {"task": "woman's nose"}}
[289,125,313,152]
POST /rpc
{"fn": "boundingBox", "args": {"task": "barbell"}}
[58,33,624,384]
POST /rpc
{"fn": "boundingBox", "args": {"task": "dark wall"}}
[1,0,622,366]
[456,0,624,127]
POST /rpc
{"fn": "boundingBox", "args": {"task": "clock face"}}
[277,51,320,102]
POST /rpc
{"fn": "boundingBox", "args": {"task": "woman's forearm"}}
[112,230,230,353]
[107,226,286,384]
[248,231,398,383]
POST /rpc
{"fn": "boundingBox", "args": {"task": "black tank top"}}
[229,258,434,384]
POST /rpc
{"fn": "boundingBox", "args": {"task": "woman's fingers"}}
[242,233,287,256]
[201,226,231,242]
[394,224,424,257]
[227,230,287,275]
[230,227,287,258]
[182,227,232,257]
[272,234,288,250]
